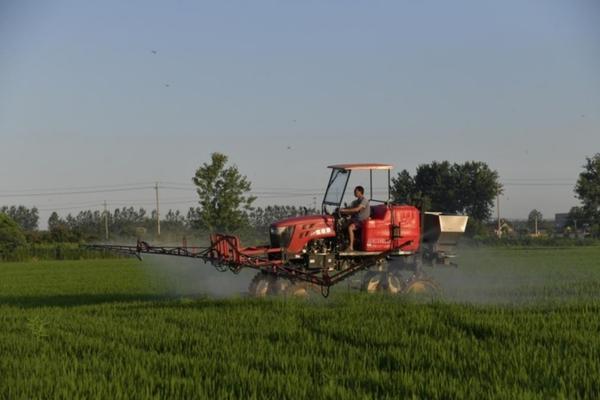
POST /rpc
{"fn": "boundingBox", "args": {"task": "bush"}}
[0,213,27,258]
[465,219,490,237]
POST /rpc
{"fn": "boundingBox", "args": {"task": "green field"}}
[2,247,600,399]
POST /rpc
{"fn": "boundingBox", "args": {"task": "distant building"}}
[555,213,569,231]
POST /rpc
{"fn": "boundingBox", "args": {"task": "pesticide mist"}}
[132,245,600,304]
[140,255,256,298]
[428,246,600,305]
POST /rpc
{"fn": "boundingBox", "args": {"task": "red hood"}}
[271,214,334,228]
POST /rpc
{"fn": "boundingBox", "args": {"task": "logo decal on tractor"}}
[311,227,332,236]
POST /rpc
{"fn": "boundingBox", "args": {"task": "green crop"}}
[1,248,600,399]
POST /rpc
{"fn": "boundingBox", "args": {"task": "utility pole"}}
[155,182,161,238]
[534,215,538,236]
[496,193,501,238]
[103,201,109,241]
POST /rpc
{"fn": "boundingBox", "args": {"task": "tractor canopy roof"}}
[327,163,393,171]
[322,163,393,209]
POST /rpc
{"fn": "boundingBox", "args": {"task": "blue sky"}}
[1,0,599,226]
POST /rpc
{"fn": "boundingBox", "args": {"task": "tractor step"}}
[338,250,382,257]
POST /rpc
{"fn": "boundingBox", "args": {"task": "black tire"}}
[248,273,275,298]
[403,277,440,298]
[268,278,291,296]
[386,273,403,294]
[361,271,384,293]
[285,282,311,298]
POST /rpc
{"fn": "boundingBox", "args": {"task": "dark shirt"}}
[350,196,370,222]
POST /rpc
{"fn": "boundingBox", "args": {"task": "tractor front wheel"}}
[248,273,276,298]
[269,278,291,296]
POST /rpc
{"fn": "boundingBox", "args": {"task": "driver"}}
[339,186,370,252]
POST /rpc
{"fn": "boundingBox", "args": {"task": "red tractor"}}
[90,163,468,297]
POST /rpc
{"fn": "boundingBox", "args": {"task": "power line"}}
[30,200,108,209]
[0,182,156,194]
[29,194,318,211]
[160,185,322,193]
[36,204,104,212]
[34,199,199,212]
[35,195,195,207]
[0,186,153,198]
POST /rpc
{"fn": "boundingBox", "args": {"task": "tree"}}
[390,170,419,205]
[527,209,543,233]
[566,206,586,231]
[0,205,39,231]
[453,161,501,221]
[48,212,72,242]
[110,207,147,237]
[0,213,27,256]
[186,207,203,230]
[162,209,187,233]
[67,209,103,240]
[413,161,457,212]
[574,153,600,236]
[391,161,501,222]
[48,212,61,231]
[192,153,256,232]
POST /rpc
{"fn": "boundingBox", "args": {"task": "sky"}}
[0,0,599,228]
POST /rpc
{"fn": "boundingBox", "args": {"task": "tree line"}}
[0,204,316,244]
[2,152,599,252]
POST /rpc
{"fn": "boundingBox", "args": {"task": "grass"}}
[1,247,600,399]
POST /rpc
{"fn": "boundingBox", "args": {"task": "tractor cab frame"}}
[322,163,393,214]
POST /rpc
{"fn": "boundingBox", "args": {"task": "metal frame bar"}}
[322,168,336,212]
[86,237,389,291]
[387,169,391,202]
[322,168,351,207]
[370,169,373,200]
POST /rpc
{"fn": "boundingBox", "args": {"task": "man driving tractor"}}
[339,185,370,251]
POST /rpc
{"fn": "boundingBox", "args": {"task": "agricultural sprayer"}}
[88,164,468,297]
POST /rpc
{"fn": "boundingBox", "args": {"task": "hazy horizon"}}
[1,0,599,228]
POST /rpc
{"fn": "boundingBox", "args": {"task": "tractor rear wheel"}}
[386,273,403,294]
[285,282,311,298]
[248,273,276,298]
[361,271,384,293]
[403,277,439,297]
